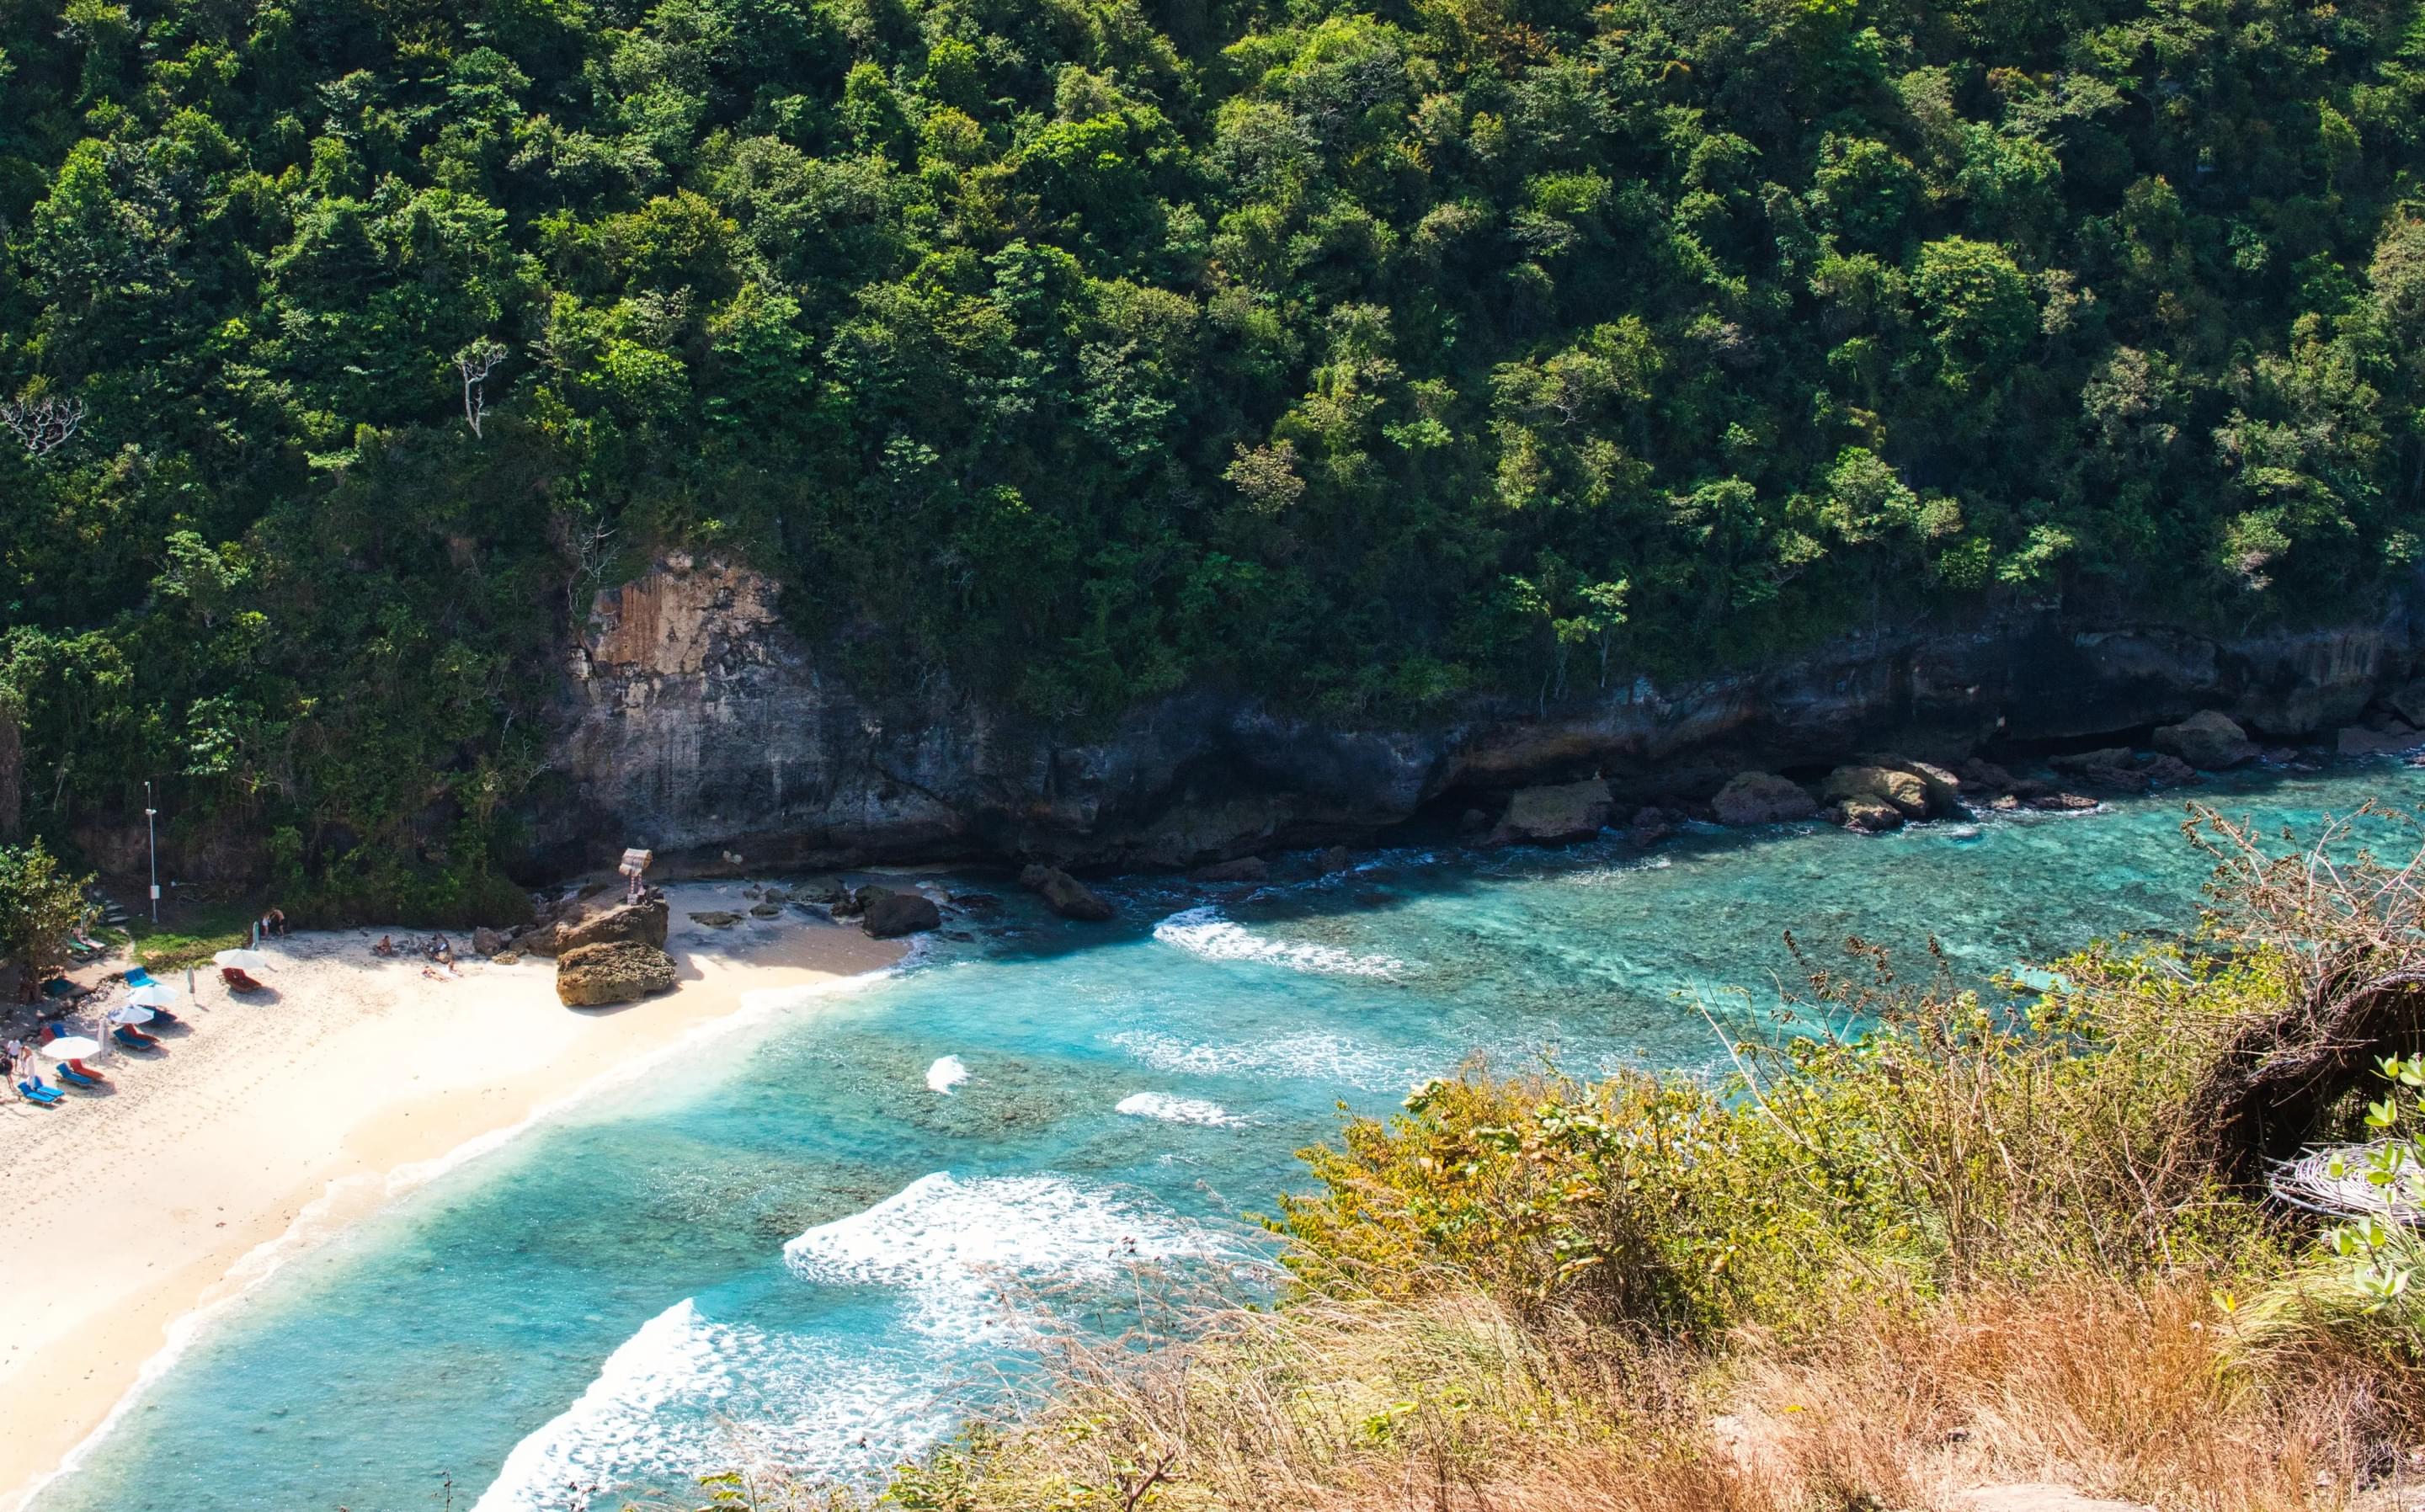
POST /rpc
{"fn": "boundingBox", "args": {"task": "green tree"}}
[0,839,90,991]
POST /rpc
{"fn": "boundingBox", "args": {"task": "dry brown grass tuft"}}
[886,1278,2417,1512]
[1721,1279,2404,1512]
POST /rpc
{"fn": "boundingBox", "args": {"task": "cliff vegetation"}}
[1,0,2423,908]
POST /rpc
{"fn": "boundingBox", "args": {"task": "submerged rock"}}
[555,939,678,1006]
[1711,771,1818,826]
[1019,864,1115,922]
[2029,791,2099,812]
[861,892,941,938]
[687,909,743,928]
[2152,709,2256,769]
[1488,779,1614,845]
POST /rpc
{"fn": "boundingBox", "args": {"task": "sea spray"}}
[925,1055,969,1093]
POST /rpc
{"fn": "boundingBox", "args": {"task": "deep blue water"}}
[36,762,2422,1512]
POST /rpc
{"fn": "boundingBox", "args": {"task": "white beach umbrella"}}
[213,948,269,970]
[125,982,178,1007]
[40,1036,101,1060]
[109,1004,155,1025]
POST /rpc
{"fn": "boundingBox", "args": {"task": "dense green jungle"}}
[1,0,2422,913]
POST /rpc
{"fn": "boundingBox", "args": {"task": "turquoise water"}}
[37,763,2423,1511]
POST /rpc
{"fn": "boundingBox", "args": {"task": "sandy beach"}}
[0,883,905,1512]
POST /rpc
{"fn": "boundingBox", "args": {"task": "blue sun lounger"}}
[17,1078,62,1106]
[124,967,157,988]
[113,1025,158,1051]
[54,1063,100,1089]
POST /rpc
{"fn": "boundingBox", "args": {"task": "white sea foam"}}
[1109,1028,1430,1092]
[784,1172,1228,1339]
[470,1300,950,1512]
[926,1054,970,1093]
[1152,905,1407,978]
[1116,1091,1243,1126]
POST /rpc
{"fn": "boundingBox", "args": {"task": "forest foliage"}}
[1,0,2422,904]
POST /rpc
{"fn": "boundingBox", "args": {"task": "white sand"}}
[0,883,906,1512]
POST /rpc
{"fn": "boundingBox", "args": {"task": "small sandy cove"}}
[0,882,904,1512]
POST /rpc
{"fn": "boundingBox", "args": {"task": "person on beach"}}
[373,934,396,956]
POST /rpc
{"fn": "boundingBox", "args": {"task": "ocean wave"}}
[925,1055,969,1094]
[470,1300,950,1512]
[783,1173,1226,1341]
[1115,1092,1243,1126]
[1151,905,1408,977]
[1109,1028,1431,1092]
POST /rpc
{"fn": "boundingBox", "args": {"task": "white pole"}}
[144,781,159,924]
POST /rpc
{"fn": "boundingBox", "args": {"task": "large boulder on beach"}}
[1488,779,1615,845]
[861,892,941,939]
[554,940,678,1006]
[472,926,509,957]
[1711,772,1818,826]
[1821,765,1929,819]
[1020,865,1116,922]
[555,896,669,954]
[2152,711,2256,769]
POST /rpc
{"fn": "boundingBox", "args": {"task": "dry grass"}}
[886,1278,2417,1512]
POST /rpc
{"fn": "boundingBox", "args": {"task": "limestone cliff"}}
[531,556,2414,875]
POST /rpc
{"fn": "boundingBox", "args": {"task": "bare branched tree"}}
[455,338,508,439]
[2,394,86,456]
[554,510,620,627]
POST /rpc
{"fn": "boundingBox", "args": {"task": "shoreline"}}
[0,883,907,1512]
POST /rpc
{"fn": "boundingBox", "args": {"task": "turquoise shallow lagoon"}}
[37,762,2425,1511]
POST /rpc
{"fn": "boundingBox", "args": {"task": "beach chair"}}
[143,1005,184,1028]
[112,1025,159,1051]
[40,977,77,998]
[64,1057,109,1084]
[124,967,157,988]
[17,1079,62,1106]
[221,967,264,993]
[53,1062,99,1089]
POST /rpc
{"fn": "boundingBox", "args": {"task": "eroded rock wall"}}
[532,556,2415,875]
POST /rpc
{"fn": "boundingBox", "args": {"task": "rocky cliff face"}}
[530,556,2416,876]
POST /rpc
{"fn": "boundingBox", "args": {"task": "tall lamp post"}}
[144,780,159,924]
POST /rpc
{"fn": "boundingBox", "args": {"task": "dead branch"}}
[3,394,85,455]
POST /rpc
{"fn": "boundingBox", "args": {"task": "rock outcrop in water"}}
[1710,772,1819,826]
[1020,865,1115,922]
[2152,711,2256,769]
[527,556,2422,877]
[1489,779,1615,845]
[861,891,941,938]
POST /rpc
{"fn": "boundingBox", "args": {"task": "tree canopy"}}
[1,0,2421,908]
